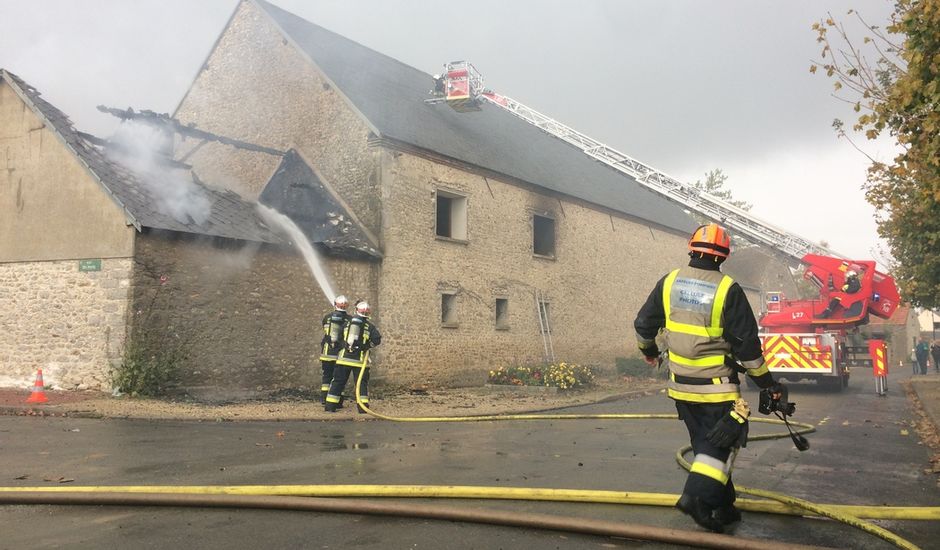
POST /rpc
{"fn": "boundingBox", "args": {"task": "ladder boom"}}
[481,93,838,263]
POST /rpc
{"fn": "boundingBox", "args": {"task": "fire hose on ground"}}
[0,375,935,550]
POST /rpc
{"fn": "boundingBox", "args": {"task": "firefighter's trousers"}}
[675,400,739,509]
[320,360,337,395]
[326,364,369,405]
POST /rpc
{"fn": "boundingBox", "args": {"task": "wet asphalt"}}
[0,368,937,549]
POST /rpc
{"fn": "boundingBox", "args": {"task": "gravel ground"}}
[0,376,666,421]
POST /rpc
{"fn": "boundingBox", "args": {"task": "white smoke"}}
[256,204,336,305]
[106,121,211,225]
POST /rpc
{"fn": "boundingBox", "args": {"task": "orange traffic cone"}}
[25,369,48,404]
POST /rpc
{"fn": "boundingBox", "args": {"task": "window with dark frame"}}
[495,298,509,330]
[435,191,467,240]
[533,214,555,257]
[441,293,458,327]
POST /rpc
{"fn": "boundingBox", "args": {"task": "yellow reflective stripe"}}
[336,350,370,368]
[667,388,740,403]
[662,269,680,324]
[325,395,341,403]
[669,351,725,367]
[747,363,770,377]
[690,461,730,484]
[711,275,734,329]
[665,320,724,338]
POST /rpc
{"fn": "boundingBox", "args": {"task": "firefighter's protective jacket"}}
[634,256,773,403]
[336,315,382,368]
[319,310,350,361]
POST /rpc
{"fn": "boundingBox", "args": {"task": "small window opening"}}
[435,191,467,240]
[495,298,509,330]
[441,293,458,327]
[533,215,555,257]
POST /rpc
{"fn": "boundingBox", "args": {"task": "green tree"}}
[692,169,753,212]
[690,170,753,249]
[811,1,940,308]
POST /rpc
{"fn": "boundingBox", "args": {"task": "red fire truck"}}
[757,255,900,391]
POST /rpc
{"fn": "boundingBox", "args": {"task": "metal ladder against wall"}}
[535,289,556,364]
[481,93,840,264]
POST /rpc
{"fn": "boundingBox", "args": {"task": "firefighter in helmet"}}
[633,223,782,533]
[325,300,382,413]
[819,269,861,319]
[318,295,350,404]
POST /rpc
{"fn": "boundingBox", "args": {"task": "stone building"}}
[171,0,798,387]
[1,2,802,398]
[0,69,378,399]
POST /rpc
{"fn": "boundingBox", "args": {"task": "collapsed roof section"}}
[259,149,382,260]
[2,68,282,244]
[251,0,696,235]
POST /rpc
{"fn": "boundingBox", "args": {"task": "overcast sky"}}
[0,0,899,263]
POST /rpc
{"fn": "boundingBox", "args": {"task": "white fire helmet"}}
[846,270,858,280]
[356,301,371,316]
[334,295,349,310]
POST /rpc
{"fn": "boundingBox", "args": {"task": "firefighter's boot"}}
[324,402,339,413]
[713,504,741,525]
[676,494,724,533]
[357,403,367,414]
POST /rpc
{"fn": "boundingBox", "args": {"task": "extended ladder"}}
[480,92,838,264]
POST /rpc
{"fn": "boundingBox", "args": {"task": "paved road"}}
[0,369,937,549]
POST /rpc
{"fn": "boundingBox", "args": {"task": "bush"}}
[616,356,667,379]
[110,336,187,397]
[487,362,595,390]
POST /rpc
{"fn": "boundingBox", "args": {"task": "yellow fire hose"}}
[352,374,927,550]
[1,375,934,549]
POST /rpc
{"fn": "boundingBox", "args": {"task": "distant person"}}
[432,74,445,96]
[915,338,930,375]
[819,270,861,319]
[932,341,940,374]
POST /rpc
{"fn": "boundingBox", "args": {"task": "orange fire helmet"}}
[688,223,731,258]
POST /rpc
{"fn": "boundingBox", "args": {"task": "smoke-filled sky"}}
[0,0,898,263]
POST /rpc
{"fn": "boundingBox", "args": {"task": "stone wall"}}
[173,0,381,238]
[0,80,135,262]
[376,150,691,385]
[0,258,131,389]
[130,231,377,401]
[170,1,802,389]
[0,78,135,390]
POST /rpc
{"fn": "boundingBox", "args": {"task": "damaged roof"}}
[1,68,282,244]
[252,0,696,235]
[259,150,382,260]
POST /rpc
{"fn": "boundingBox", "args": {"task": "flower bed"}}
[487,362,595,390]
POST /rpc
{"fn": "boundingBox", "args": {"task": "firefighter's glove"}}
[706,399,750,449]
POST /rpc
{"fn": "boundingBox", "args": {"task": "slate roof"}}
[1,69,282,244]
[259,150,382,259]
[252,0,696,234]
